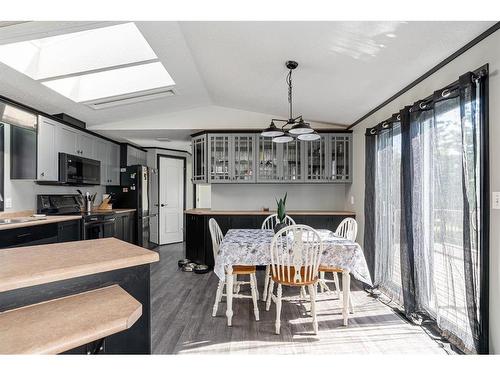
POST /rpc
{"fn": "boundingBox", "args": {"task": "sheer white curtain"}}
[374,123,403,302]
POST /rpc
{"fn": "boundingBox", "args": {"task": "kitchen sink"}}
[0,217,47,225]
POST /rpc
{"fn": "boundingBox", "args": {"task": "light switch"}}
[5,198,12,209]
[493,192,500,209]
[350,195,355,205]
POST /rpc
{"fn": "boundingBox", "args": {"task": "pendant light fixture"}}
[261,60,319,143]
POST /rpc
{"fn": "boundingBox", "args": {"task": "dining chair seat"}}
[232,265,257,275]
[319,265,343,273]
[271,266,318,286]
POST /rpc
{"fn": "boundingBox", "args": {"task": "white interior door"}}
[159,157,184,244]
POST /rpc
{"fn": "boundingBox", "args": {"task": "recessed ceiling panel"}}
[42,62,175,102]
[0,22,158,80]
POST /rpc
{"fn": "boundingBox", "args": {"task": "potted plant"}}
[274,192,288,234]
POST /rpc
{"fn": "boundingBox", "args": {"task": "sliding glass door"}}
[410,97,478,351]
[365,69,487,353]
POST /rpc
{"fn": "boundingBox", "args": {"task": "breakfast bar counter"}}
[0,238,159,354]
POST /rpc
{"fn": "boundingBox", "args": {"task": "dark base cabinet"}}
[113,212,135,244]
[0,219,82,249]
[0,264,152,354]
[57,220,82,243]
[185,213,355,267]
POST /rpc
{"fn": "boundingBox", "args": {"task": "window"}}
[0,23,175,103]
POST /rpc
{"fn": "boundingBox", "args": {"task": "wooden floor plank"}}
[150,243,448,355]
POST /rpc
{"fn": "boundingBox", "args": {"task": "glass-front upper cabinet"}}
[257,136,281,182]
[192,134,207,183]
[304,134,328,182]
[282,139,303,182]
[329,134,352,182]
[208,134,231,182]
[232,134,256,183]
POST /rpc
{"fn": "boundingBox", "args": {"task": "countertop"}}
[0,208,136,231]
[0,285,142,354]
[0,215,83,231]
[184,209,356,216]
[90,208,136,214]
[0,238,159,293]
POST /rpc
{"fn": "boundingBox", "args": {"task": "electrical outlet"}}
[5,198,12,209]
[493,192,500,209]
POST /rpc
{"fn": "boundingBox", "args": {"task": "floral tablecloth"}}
[216,228,372,285]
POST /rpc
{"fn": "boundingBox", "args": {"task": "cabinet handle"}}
[40,172,45,177]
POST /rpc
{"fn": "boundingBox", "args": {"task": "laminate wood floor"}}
[150,242,448,354]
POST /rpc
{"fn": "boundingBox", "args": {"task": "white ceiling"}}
[0,21,495,145]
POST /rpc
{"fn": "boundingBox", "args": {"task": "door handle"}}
[161,203,167,207]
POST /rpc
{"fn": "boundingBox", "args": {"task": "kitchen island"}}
[184,209,356,267]
[0,238,159,354]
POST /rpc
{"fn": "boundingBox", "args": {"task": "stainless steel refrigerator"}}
[107,165,151,248]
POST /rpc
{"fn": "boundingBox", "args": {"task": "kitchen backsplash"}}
[211,183,347,211]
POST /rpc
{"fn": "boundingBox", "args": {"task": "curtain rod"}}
[365,65,488,136]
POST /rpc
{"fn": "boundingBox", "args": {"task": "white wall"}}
[2,125,105,213]
[345,29,500,353]
[212,183,346,211]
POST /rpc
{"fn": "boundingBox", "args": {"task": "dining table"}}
[216,228,372,326]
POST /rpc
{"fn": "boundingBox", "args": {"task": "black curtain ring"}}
[382,122,389,129]
[397,114,401,121]
[441,89,451,98]
[419,102,427,109]
[370,128,376,135]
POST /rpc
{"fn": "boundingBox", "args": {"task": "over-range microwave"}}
[59,152,101,185]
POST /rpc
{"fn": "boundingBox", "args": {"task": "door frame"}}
[156,154,187,244]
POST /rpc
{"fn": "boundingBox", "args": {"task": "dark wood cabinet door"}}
[114,215,124,241]
[57,220,82,243]
[0,223,58,249]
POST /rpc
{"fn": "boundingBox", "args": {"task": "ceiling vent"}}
[84,88,175,110]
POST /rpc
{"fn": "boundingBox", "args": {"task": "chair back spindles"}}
[209,218,224,261]
[261,214,296,230]
[335,218,358,242]
[270,225,323,285]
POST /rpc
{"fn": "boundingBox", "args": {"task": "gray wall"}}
[345,28,500,353]
[211,183,347,211]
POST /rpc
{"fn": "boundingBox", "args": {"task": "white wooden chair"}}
[318,217,357,316]
[209,218,260,322]
[261,214,296,302]
[265,225,323,335]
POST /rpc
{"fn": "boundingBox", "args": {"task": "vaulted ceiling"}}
[0,21,495,146]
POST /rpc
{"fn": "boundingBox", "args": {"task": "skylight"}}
[0,22,175,105]
[42,62,175,102]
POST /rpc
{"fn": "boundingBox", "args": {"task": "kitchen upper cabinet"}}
[192,134,207,183]
[94,139,120,186]
[281,139,304,182]
[257,136,303,182]
[257,136,281,182]
[329,134,352,182]
[107,143,120,185]
[304,134,329,182]
[208,134,231,182]
[56,125,79,155]
[94,139,109,184]
[232,134,255,183]
[37,116,58,181]
[78,132,94,158]
[195,131,352,185]
[126,145,147,166]
[56,124,95,158]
